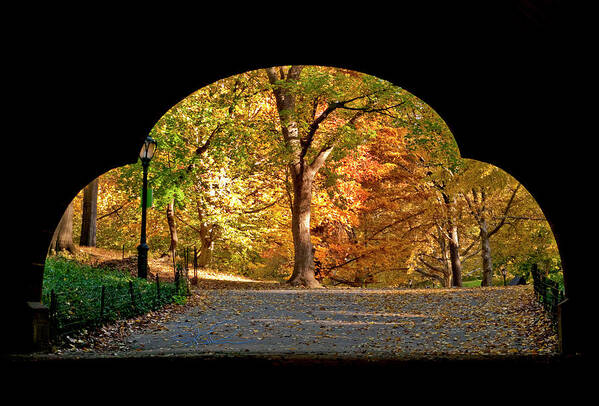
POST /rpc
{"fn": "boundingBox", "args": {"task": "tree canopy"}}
[67,66,561,288]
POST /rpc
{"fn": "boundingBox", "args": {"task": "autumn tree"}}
[315,127,431,286]
[460,160,522,286]
[455,159,560,286]
[116,69,287,272]
[401,106,466,287]
[490,206,560,284]
[265,66,411,287]
[413,215,481,288]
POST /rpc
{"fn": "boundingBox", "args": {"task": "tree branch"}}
[491,215,546,221]
[365,210,426,243]
[302,102,339,158]
[413,267,445,284]
[175,212,204,237]
[328,276,362,287]
[242,198,282,214]
[194,124,222,156]
[460,239,478,257]
[418,257,446,274]
[97,201,132,221]
[489,183,522,237]
[308,144,335,175]
[325,255,366,271]
[461,247,481,261]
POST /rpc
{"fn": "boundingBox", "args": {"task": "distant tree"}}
[461,160,522,286]
[79,178,98,247]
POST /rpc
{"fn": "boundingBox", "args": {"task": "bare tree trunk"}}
[166,199,178,255]
[480,219,494,286]
[50,202,77,254]
[79,178,98,247]
[441,192,462,287]
[448,223,463,287]
[439,229,453,287]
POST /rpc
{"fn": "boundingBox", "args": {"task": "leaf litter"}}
[47,285,558,359]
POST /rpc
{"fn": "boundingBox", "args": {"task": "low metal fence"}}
[43,274,190,339]
[530,265,564,330]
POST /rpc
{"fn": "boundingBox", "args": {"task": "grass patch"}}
[462,279,481,287]
[42,255,185,336]
[461,278,508,287]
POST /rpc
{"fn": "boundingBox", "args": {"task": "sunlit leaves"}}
[69,66,560,288]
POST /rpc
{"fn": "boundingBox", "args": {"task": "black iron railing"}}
[43,274,190,339]
[530,265,564,330]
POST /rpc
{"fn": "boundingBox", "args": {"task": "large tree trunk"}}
[442,192,462,287]
[479,219,494,286]
[266,66,325,288]
[287,167,322,288]
[193,202,219,269]
[166,199,178,255]
[448,224,463,287]
[443,271,452,288]
[440,234,453,288]
[197,223,216,268]
[197,240,213,267]
[79,178,98,247]
[49,202,77,254]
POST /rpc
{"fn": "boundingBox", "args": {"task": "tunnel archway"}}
[8,2,587,357]
[32,63,564,358]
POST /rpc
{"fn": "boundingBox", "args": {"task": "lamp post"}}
[137,135,157,279]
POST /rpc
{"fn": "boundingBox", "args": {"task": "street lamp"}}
[137,135,157,279]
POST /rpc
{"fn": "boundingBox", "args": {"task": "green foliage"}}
[43,256,181,336]
[172,295,188,305]
[516,255,563,290]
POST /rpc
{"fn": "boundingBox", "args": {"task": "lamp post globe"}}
[140,135,157,162]
[137,135,157,279]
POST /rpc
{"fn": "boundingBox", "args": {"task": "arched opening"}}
[38,66,563,358]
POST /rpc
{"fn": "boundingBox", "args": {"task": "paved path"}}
[124,286,558,358]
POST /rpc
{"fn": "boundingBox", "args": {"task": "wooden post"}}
[122,244,125,260]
